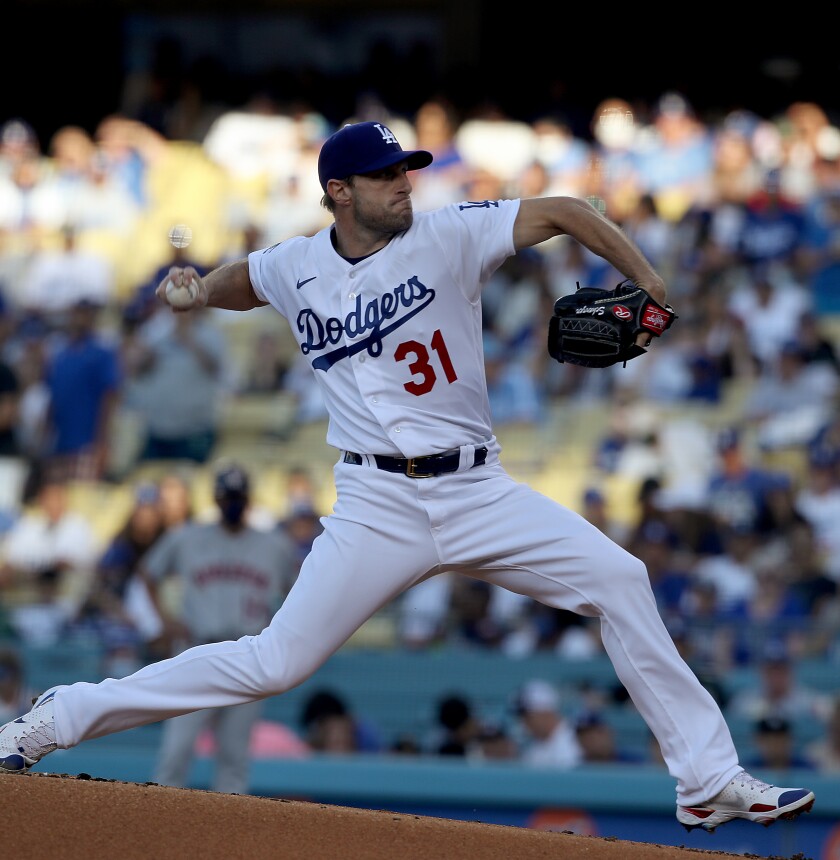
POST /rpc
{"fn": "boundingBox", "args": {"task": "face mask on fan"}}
[218,497,247,525]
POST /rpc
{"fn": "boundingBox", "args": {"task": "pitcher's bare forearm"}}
[203,259,268,312]
[514,197,667,305]
[157,260,267,312]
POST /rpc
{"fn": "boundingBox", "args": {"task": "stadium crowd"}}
[1,84,840,775]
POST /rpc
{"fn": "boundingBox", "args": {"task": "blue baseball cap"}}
[317,121,433,192]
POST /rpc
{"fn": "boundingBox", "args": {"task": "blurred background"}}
[1,2,840,854]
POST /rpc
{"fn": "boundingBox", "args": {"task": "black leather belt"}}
[343,446,488,478]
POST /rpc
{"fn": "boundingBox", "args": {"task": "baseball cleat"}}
[677,771,815,832]
[0,688,60,774]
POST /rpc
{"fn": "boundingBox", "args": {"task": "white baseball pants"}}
[53,457,741,805]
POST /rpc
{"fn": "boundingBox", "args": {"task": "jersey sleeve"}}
[425,199,520,302]
[248,236,311,319]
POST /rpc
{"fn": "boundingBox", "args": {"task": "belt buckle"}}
[405,457,435,478]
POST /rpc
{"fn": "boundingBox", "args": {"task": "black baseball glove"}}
[547,280,677,368]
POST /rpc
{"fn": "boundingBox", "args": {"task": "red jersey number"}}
[395,329,458,396]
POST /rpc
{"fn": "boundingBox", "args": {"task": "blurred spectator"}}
[483,250,552,351]
[794,445,840,582]
[18,225,115,323]
[72,481,168,665]
[482,331,544,427]
[64,139,141,240]
[300,689,383,754]
[689,277,757,385]
[406,97,469,211]
[40,297,122,482]
[709,111,764,208]
[281,349,329,425]
[279,502,324,578]
[800,186,840,314]
[732,170,807,269]
[26,127,96,230]
[666,614,730,708]
[157,471,195,531]
[241,330,289,395]
[398,573,452,650]
[93,114,152,208]
[146,462,298,794]
[513,678,583,769]
[0,306,24,531]
[619,193,676,273]
[502,604,602,659]
[691,526,758,612]
[607,325,696,406]
[796,311,840,371]
[743,339,838,451]
[783,519,839,637]
[122,307,227,464]
[0,471,100,629]
[722,553,811,666]
[579,486,627,545]
[573,710,644,764]
[389,734,422,756]
[804,695,840,772]
[261,171,330,245]
[455,112,536,196]
[431,694,481,757]
[745,715,815,771]
[0,648,30,723]
[0,122,48,239]
[585,96,642,223]
[779,102,833,202]
[530,113,591,199]
[622,477,676,551]
[0,319,21,462]
[727,264,812,371]
[0,118,39,179]
[1,567,73,647]
[634,92,715,224]
[727,641,833,724]
[701,426,788,540]
[284,466,320,511]
[449,578,507,648]
[810,409,840,463]
[7,316,52,468]
[472,719,519,761]
[194,716,310,762]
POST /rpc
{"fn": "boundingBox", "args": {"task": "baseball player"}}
[0,121,814,833]
[142,462,298,794]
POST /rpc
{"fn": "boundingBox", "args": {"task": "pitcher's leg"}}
[54,480,440,748]
[438,471,741,805]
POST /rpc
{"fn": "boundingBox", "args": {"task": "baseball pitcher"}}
[0,121,814,832]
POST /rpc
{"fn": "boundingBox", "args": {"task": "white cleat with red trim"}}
[677,771,815,832]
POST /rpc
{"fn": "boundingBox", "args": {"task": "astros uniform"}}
[144,518,296,793]
[49,198,741,807]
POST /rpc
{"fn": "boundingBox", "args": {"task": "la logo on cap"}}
[376,124,398,145]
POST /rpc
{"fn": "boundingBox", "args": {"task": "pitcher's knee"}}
[252,628,321,695]
[598,550,653,595]
[623,553,652,586]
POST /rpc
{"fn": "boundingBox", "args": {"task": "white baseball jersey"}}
[249,199,521,458]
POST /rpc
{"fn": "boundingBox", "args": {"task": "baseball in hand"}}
[165,276,200,308]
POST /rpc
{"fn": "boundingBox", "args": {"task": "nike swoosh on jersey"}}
[296,276,317,289]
